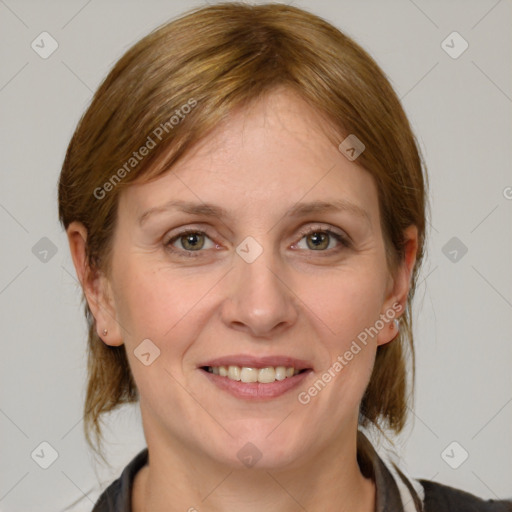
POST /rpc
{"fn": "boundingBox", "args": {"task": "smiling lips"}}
[205,364,302,383]
[199,355,313,399]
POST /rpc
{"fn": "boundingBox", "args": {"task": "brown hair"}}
[58,2,429,461]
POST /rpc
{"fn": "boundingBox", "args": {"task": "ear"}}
[376,224,418,347]
[66,221,124,347]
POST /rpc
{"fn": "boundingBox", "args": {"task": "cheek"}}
[299,267,385,402]
[112,262,226,371]
[304,267,387,346]
[111,268,201,400]
[113,258,203,335]
[114,274,172,340]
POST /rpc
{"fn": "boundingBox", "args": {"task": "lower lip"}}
[200,369,312,400]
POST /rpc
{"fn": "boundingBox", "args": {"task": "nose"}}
[220,248,299,339]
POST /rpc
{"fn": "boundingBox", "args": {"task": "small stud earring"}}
[102,328,108,336]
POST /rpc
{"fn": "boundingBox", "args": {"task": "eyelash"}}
[164,226,351,258]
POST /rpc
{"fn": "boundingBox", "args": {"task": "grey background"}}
[0,0,511,510]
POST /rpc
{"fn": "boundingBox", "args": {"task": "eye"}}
[293,227,351,252]
[164,226,351,258]
[165,230,217,257]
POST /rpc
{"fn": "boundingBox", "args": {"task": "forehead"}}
[120,88,380,227]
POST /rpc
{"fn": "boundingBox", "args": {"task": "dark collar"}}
[92,448,148,511]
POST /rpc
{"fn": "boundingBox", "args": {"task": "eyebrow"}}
[137,199,371,226]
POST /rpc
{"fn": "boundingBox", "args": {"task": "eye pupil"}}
[307,232,329,250]
[182,233,204,250]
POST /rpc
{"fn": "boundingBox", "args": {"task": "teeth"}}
[257,367,276,383]
[206,365,302,383]
[228,365,241,381]
[240,367,259,383]
[275,366,287,381]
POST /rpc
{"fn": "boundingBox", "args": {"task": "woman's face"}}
[94,88,416,469]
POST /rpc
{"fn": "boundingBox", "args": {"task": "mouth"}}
[201,365,308,383]
[198,355,313,400]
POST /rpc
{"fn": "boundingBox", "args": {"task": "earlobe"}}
[66,221,124,347]
[376,225,418,347]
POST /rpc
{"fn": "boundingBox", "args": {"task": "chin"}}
[206,427,309,471]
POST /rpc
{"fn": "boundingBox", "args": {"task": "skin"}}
[67,87,418,512]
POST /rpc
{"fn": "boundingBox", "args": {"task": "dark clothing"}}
[92,434,512,512]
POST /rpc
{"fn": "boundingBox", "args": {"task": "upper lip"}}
[199,354,313,370]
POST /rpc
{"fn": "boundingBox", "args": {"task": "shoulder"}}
[92,479,122,512]
[419,479,512,512]
[92,448,149,512]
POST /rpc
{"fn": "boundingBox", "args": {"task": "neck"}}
[133,420,375,512]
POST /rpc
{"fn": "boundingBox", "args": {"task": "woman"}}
[58,3,512,511]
